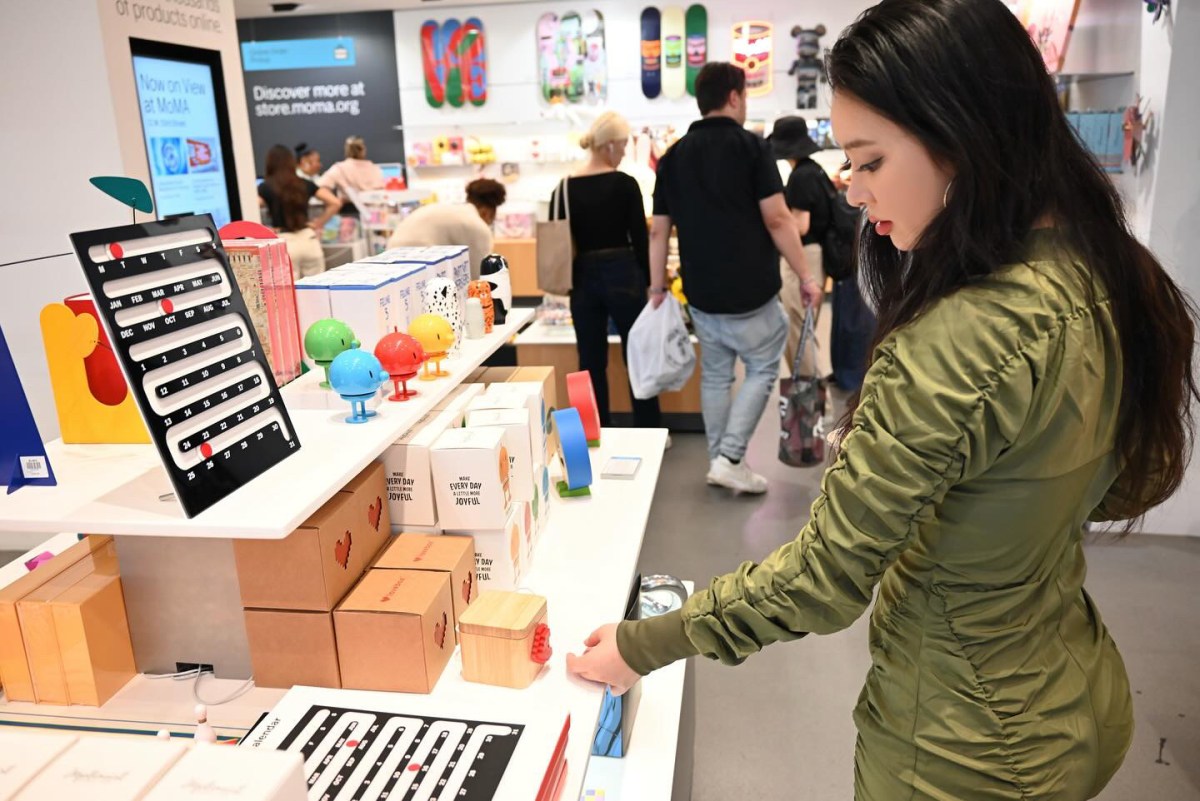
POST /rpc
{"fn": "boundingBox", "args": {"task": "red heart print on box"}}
[461,570,475,604]
[433,611,448,649]
[334,530,353,569]
[368,496,382,531]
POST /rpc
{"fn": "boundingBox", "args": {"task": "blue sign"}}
[241,37,357,71]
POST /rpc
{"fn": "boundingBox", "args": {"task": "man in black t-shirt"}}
[649,63,823,495]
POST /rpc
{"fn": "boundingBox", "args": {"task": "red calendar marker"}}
[200,443,213,459]
[161,298,174,314]
[108,242,123,259]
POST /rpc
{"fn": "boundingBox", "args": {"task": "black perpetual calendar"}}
[70,215,300,518]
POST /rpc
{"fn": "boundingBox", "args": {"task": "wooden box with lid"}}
[457,590,551,689]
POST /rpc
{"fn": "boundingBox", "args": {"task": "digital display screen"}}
[132,43,239,228]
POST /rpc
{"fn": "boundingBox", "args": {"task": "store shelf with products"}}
[0,309,534,541]
[0,429,683,801]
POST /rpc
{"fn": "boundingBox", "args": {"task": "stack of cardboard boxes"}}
[235,463,391,690]
[0,535,137,706]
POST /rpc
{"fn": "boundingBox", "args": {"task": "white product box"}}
[433,382,485,418]
[15,737,186,801]
[294,280,332,371]
[430,426,513,530]
[383,407,463,527]
[531,461,551,542]
[444,501,527,591]
[0,731,77,801]
[394,265,425,330]
[480,382,549,466]
[144,743,306,801]
[466,408,534,504]
[390,522,443,535]
[328,272,402,354]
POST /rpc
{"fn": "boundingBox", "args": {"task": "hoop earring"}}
[943,180,954,209]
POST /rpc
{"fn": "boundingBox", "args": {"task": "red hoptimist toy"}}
[374,331,427,401]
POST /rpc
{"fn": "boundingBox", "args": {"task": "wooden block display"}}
[458,590,550,689]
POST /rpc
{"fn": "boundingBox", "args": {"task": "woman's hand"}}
[565,623,640,696]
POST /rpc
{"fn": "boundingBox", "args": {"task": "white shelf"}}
[515,317,699,347]
[0,427,674,801]
[0,309,534,540]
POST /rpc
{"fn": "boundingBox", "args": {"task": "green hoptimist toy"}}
[304,319,357,388]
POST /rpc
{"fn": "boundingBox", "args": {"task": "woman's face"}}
[831,91,953,252]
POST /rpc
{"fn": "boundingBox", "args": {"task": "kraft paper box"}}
[14,737,186,801]
[334,569,454,694]
[0,535,111,703]
[234,462,390,611]
[49,572,136,706]
[0,731,77,801]
[374,534,478,642]
[510,366,558,411]
[383,406,466,528]
[144,745,307,801]
[244,609,340,690]
[445,501,528,592]
[430,426,513,530]
[16,542,119,705]
[466,407,535,504]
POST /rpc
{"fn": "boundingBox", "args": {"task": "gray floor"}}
[638,385,1200,800]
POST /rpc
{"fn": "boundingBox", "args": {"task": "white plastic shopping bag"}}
[627,296,696,399]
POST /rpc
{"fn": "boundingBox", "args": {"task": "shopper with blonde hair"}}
[320,135,386,205]
[550,111,661,429]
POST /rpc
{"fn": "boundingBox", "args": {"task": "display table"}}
[0,430,684,801]
[515,319,703,420]
[0,308,534,541]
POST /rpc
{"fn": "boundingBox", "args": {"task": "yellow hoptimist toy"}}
[408,313,456,380]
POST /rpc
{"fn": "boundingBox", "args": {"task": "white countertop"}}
[0,309,533,540]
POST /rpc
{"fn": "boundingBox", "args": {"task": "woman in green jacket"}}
[567,1,1199,798]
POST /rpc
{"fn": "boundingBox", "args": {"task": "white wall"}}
[1139,2,1200,537]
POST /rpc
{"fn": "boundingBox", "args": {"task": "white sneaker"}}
[706,456,768,494]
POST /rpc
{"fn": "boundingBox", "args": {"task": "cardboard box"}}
[511,366,558,411]
[0,731,77,800]
[244,609,340,690]
[334,569,454,693]
[374,534,477,642]
[382,407,461,528]
[430,426,513,530]
[0,535,112,702]
[445,501,527,591]
[466,407,535,504]
[144,745,307,801]
[15,737,186,801]
[16,542,119,705]
[49,572,136,706]
[234,462,390,611]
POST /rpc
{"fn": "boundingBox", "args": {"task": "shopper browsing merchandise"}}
[295,142,322,183]
[767,115,830,377]
[388,178,506,278]
[553,111,661,430]
[568,2,1199,799]
[648,62,822,495]
[258,144,342,279]
[319,135,386,205]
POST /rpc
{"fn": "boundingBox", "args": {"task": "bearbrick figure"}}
[788,25,827,110]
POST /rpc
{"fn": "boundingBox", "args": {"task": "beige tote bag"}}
[537,178,573,296]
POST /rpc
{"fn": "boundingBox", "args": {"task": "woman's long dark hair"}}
[264,144,310,232]
[827,0,1198,522]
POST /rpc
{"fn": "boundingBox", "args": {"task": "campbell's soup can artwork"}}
[731,21,773,97]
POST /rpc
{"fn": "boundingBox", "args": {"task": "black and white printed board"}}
[70,214,300,518]
[241,686,569,801]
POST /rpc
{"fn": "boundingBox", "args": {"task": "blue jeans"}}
[689,299,787,462]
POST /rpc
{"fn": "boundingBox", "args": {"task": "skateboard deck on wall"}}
[685,4,708,96]
[462,17,487,106]
[661,6,686,99]
[581,10,607,103]
[442,18,465,108]
[537,13,561,102]
[420,20,445,108]
[641,7,662,99]
[559,11,584,103]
